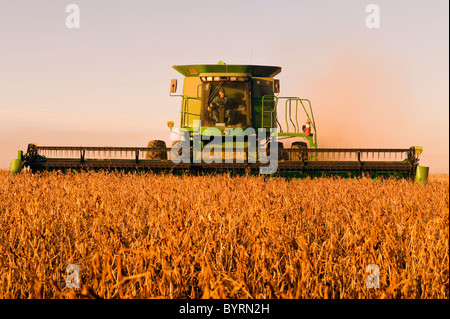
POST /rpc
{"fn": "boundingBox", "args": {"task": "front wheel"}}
[290,141,308,161]
[146,140,167,160]
[267,141,287,161]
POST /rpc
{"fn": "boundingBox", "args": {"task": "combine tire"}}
[290,141,308,161]
[146,140,167,160]
[169,140,193,162]
[267,141,287,161]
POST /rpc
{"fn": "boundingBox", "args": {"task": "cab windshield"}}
[201,80,251,127]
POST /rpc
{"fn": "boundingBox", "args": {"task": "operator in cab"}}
[208,88,235,125]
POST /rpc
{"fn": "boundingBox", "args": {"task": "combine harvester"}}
[10,62,429,182]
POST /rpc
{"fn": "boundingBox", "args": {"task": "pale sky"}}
[0,0,448,172]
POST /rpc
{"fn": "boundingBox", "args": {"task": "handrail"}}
[180,96,201,127]
[261,95,278,129]
[260,95,317,147]
[285,99,297,132]
[276,118,282,132]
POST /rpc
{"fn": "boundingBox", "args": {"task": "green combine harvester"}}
[10,62,429,182]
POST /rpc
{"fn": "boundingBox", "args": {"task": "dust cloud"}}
[279,52,448,172]
[306,53,415,148]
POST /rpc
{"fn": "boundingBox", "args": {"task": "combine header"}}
[10,62,429,182]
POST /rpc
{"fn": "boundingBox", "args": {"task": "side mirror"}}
[273,79,280,94]
[170,79,177,93]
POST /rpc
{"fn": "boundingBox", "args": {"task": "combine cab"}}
[10,62,429,182]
